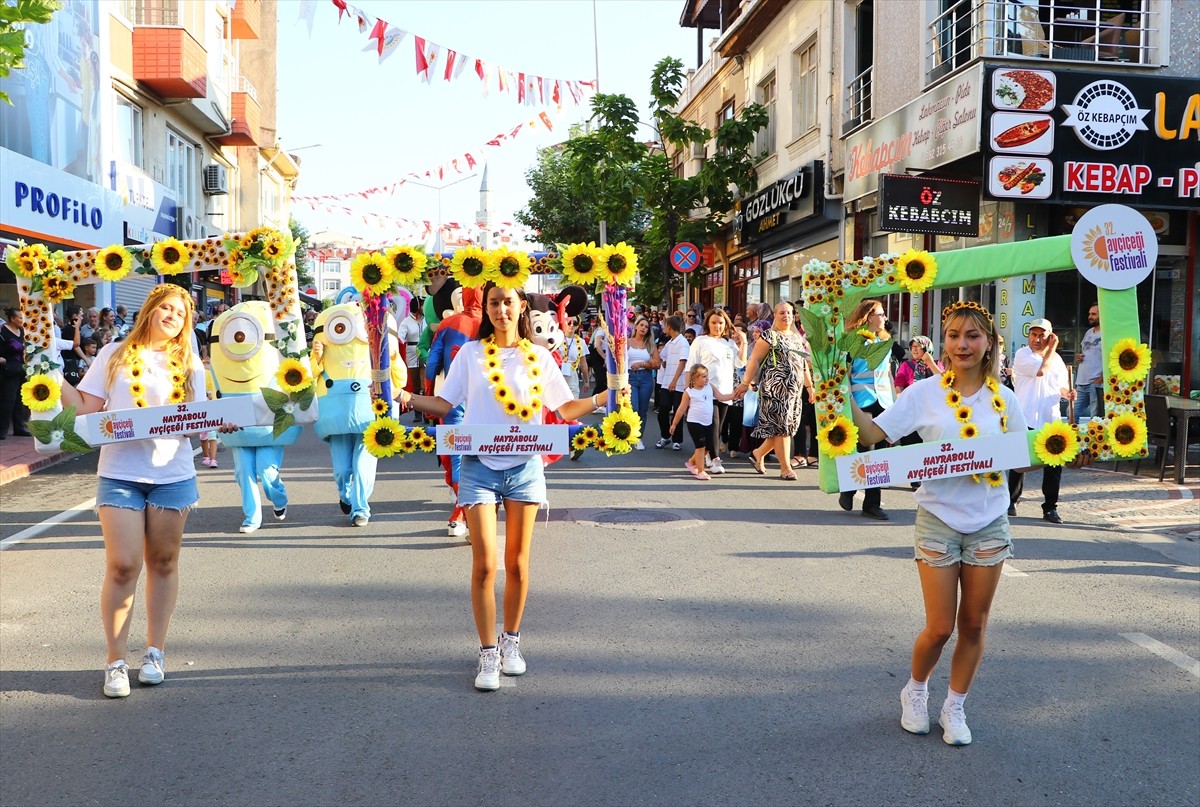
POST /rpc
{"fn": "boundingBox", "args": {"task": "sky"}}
[276,0,702,249]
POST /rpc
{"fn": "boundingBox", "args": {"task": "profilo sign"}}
[879,175,981,237]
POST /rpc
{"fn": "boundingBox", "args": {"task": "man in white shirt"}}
[1074,303,1103,420]
[1009,318,1076,524]
[655,315,689,449]
[396,297,424,423]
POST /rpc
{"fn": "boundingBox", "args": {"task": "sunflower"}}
[350,252,394,295]
[408,427,428,443]
[492,245,532,290]
[93,245,133,282]
[41,274,74,303]
[384,245,428,285]
[487,370,505,386]
[168,388,186,404]
[504,399,520,416]
[1108,339,1151,384]
[518,406,533,421]
[130,382,145,398]
[276,358,312,394]
[991,395,1006,414]
[493,383,513,404]
[961,423,979,439]
[581,426,599,444]
[364,417,405,458]
[1033,421,1079,467]
[560,242,603,286]
[417,434,435,452]
[1107,413,1147,458]
[955,406,973,423]
[20,374,60,412]
[894,249,937,294]
[449,246,497,288]
[940,371,955,389]
[984,471,1005,487]
[856,329,876,341]
[151,238,191,275]
[372,398,391,417]
[818,415,859,457]
[601,407,641,453]
[600,242,638,286]
[1000,415,1009,432]
[571,432,589,452]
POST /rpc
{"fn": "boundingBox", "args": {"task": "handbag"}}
[742,389,759,428]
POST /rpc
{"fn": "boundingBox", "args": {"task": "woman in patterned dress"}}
[735,302,811,480]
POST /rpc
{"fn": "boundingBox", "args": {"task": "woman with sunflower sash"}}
[56,284,238,699]
[400,281,618,693]
[849,301,1026,747]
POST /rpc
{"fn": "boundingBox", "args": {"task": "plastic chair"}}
[1131,395,1174,480]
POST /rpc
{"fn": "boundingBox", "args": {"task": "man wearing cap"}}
[1009,318,1076,524]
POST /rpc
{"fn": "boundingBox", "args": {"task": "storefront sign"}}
[110,160,177,244]
[844,64,984,202]
[982,68,1200,207]
[1,149,124,246]
[1070,204,1157,290]
[835,432,1031,490]
[76,396,256,446]
[879,175,981,236]
[437,425,568,455]
[734,163,820,244]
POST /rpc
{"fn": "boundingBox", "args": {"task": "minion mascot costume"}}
[208,301,300,534]
[311,302,406,526]
[424,279,478,540]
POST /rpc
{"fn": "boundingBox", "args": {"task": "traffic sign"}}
[670,242,700,273]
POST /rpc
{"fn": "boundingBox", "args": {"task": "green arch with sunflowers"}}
[801,235,1150,494]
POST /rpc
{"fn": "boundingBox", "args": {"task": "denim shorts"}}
[458,455,547,508]
[96,476,199,513]
[913,507,1013,568]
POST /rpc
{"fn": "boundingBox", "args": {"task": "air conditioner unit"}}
[176,209,201,240]
[690,142,707,160]
[203,164,229,195]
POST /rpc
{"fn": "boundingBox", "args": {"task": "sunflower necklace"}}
[940,370,1007,486]
[563,335,586,374]
[482,335,543,422]
[127,346,186,408]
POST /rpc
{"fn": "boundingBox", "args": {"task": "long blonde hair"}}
[105,284,197,401]
[941,306,1000,382]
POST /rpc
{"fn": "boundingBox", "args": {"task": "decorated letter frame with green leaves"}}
[802,236,1149,494]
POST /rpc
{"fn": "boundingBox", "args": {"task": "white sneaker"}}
[710,458,726,475]
[273,507,287,521]
[498,632,526,676]
[704,456,713,468]
[654,438,669,449]
[475,646,501,691]
[672,443,682,451]
[448,520,468,540]
[138,647,165,685]
[939,702,972,746]
[900,685,929,734]
[634,440,645,451]
[103,661,130,698]
[238,523,258,534]
[352,514,369,527]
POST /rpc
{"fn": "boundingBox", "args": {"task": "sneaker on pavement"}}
[655,438,669,449]
[351,514,369,527]
[138,647,165,686]
[695,470,711,481]
[1042,508,1064,524]
[339,499,351,515]
[672,442,682,451]
[710,458,726,475]
[1007,505,1017,517]
[448,520,468,540]
[475,646,501,691]
[498,632,526,676]
[273,507,287,521]
[939,702,972,746]
[634,440,645,451]
[104,661,130,698]
[900,685,929,734]
[704,456,713,468]
[238,523,258,534]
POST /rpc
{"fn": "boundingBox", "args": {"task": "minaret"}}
[475,164,493,248]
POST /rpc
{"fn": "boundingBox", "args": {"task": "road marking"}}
[1120,632,1200,678]
[1001,564,1028,577]
[0,498,95,551]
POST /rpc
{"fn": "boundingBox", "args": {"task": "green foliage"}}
[289,217,315,289]
[28,404,91,453]
[0,0,61,105]
[516,147,644,248]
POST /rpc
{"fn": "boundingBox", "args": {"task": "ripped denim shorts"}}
[96,476,199,513]
[913,507,1013,567]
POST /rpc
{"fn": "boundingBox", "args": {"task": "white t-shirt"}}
[661,334,689,392]
[686,335,744,396]
[397,314,423,368]
[628,343,652,371]
[684,384,716,426]
[1076,328,1103,383]
[438,339,573,471]
[78,342,207,485]
[875,375,1027,534]
[1012,346,1067,428]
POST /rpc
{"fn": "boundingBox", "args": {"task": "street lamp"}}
[405,174,478,252]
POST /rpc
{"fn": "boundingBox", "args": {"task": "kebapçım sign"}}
[879,174,981,237]
[437,425,568,455]
[1070,204,1157,290]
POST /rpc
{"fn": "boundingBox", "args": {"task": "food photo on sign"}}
[990,112,1054,154]
[988,157,1053,199]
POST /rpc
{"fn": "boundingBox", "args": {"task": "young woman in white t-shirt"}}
[850,302,1026,747]
[400,282,615,692]
[58,284,235,700]
[669,363,738,482]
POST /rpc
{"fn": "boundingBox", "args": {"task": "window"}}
[260,176,282,227]
[755,73,777,157]
[793,40,818,138]
[997,0,1152,65]
[114,96,143,167]
[846,0,874,128]
[716,100,735,130]
[165,129,197,210]
[323,278,340,292]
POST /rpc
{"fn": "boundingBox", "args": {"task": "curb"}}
[0,450,73,487]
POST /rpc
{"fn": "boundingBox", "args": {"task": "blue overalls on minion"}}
[314,376,376,522]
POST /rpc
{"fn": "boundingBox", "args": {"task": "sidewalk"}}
[1033,461,1199,540]
[0,435,73,486]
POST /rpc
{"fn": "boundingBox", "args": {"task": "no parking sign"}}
[670,242,700,273]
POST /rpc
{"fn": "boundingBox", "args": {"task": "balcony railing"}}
[233,75,258,104]
[120,0,179,26]
[845,66,872,131]
[928,0,1157,82]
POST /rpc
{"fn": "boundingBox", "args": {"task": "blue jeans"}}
[96,476,199,513]
[1074,382,1102,419]
[458,455,547,507]
[629,369,655,431]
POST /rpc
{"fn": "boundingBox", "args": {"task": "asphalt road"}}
[2,426,1197,807]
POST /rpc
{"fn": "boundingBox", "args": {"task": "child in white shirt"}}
[669,363,738,481]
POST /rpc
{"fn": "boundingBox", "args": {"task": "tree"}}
[558,57,767,308]
[0,0,61,105]
[289,216,314,290]
[517,147,644,248]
